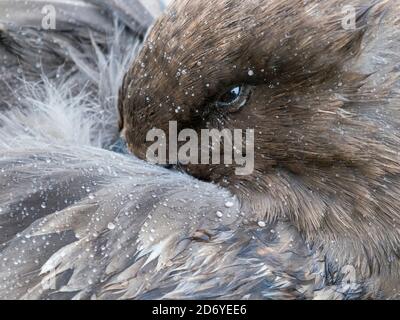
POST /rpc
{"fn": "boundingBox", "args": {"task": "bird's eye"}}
[215,85,251,112]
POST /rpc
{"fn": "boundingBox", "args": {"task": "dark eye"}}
[215,85,251,112]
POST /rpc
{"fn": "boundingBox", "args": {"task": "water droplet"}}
[225,201,234,208]
[107,222,116,230]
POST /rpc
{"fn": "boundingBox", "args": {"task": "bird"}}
[0,0,398,300]
[120,0,400,298]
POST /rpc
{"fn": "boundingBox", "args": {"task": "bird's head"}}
[119,0,400,274]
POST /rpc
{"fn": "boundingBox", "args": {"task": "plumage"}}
[121,0,400,298]
[0,0,399,300]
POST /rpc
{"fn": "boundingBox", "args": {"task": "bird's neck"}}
[238,168,400,281]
